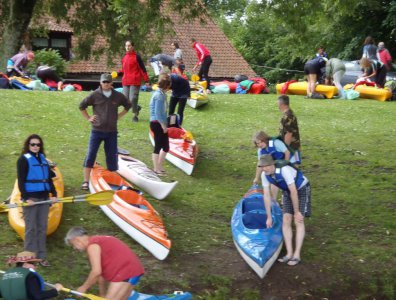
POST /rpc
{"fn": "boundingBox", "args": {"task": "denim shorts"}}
[83,130,118,171]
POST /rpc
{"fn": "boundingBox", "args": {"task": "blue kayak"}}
[128,291,192,300]
[231,186,283,278]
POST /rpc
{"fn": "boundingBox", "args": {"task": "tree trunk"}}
[0,0,36,69]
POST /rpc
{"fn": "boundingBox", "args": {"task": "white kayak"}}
[117,150,178,200]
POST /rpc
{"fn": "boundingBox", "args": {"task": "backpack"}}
[167,114,181,128]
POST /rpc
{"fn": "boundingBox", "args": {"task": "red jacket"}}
[192,42,211,65]
[378,49,393,70]
[120,51,149,86]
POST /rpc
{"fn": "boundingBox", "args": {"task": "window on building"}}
[32,32,72,60]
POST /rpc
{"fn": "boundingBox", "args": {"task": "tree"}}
[0,0,206,67]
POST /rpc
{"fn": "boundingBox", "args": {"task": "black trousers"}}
[198,56,212,89]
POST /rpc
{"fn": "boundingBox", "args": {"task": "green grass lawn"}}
[0,89,395,299]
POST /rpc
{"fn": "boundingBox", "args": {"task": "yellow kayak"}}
[344,84,392,102]
[276,81,338,99]
[8,161,64,239]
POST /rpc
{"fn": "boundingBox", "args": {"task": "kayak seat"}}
[242,211,267,230]
[109,184,142,194]
[242,197,265,214]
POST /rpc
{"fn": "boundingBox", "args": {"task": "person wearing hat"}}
[65,227,144,300]
[257,154,311,266]
[79,73,131,190]
[0,251,63,299]
[6,51,35,77]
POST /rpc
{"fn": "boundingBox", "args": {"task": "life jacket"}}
[258,138,286,160]
[265,164,305,191]
[24,153,51,192]
[0,267,44,300]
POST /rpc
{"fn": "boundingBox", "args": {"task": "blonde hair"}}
[360,57,371,68]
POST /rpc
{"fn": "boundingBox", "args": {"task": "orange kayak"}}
[89,164,171,260]
[8,160,64,239]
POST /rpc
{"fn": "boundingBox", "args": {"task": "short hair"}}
[125,40,134,47]
[64,227,88,246]
[278,94,290,106]
[158,73,171,89]
[172,42,179,49]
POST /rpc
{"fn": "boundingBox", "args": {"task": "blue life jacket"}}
[24,153,50,192]
[265,165,305,191]
[258,139,285,160]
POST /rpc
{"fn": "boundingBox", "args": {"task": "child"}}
[252,131,292,184]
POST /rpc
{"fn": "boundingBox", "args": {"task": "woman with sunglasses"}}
[16,134,57,267]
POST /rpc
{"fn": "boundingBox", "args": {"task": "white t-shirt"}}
[103,90,112,98]
[261,165,308,189]
[174,49,183,60]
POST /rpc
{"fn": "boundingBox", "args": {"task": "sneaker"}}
[39,259,51,267]
[132,116,139,122]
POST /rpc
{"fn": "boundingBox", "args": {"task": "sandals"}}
[154,170,167,177]
[81,181,89,190]
[287,258,301,266]
[277,256,290,263]
[39,259,51,267]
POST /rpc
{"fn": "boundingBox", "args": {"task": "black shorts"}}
[304,63,320,75]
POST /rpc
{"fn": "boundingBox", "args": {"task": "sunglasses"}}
[102,81,111,84]
[29,143,41,147]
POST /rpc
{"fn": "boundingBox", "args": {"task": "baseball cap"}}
[100,73,112,83]
[257,155,275,167]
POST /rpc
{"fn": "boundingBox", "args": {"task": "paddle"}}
[0,190,114,212]
[0,270,106,300]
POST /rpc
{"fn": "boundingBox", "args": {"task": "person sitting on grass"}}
[65,227,145,300]
[0,251,63,299]
[258,155,311,267]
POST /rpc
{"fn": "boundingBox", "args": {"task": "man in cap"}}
[65,227,144,300]
[79,73,131,190]
[0,251,63,299]
[257,154,311,266]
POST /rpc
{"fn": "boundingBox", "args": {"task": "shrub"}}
[27,49,68,77]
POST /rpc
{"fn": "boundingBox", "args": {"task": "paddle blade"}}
[85,190,114,205]
[0,203,9,213]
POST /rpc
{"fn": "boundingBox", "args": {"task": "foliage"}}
[214,0,396,83]
[0,89,395,299]
[26,49,68,77]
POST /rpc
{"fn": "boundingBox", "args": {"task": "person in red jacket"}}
[191,38,212,92]
[119,41,150,122]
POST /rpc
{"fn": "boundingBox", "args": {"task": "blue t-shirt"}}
[170,74,191,98]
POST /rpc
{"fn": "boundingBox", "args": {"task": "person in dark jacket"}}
[169,74,191,125]
[0,251,63,300]
[17,134,58,267]
[79,73,131,190]
[119,41,150,122]
[304,56,328,98]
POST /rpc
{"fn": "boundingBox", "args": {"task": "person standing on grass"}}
[17,134,58,268]
[119,40,150,122]
[324,58,346,99]
[0,251,63,299]
[258,155,311,266]
[278,95,301,165]
[191,38,212,93]
[79,73,131,190]
[169,73,191,126]
[150,73,171,176]
[252,131,292,185]
[65,227,144,300]
[303,56,328,98]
